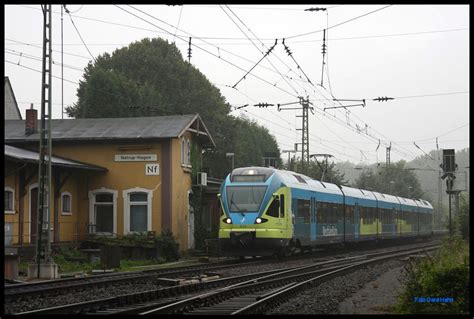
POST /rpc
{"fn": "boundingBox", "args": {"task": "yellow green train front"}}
[218,167,292,256]
[218,166,433,257]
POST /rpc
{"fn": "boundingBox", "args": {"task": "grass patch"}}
[395,237,469,314]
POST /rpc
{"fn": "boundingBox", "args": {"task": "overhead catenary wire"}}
[64,5,97,63]
[8,5,466,165]
[5,49,84,72]
[5,59,79,84]
[6,38,94,60]
[221,5,301,96]
[117,3,309,96]
[117,5,299,99]
[16,6,468,43]
[285,5,393,40]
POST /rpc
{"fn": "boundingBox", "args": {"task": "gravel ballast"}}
[267,259,405,315]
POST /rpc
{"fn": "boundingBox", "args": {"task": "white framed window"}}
[89,188,118,235]
[61,191,72,215]
[4,186,15,214]
[186,138,191,167]
[181,138,186,165]
[123,187,153,234]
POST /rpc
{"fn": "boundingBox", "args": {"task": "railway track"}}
[4,258,267,300]
[5,238,423,300]
[15,242,440,315]
[143,243,440,315]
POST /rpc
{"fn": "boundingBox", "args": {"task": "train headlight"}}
[225,218,232,224]
[256,217,262,224]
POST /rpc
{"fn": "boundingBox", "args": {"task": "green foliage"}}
[395,237,469,314]
[50,246,100,273]
[65,37,281,179]
[89,232,156,247]
[88,230,180,262]
[291,160,347,185]
[119,258,165,271]
[353,160,425,198]
[455,194,469,239]
[155,229,180,262]
[282,156,347,185]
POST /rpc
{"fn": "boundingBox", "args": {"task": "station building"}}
[4,108,215,252]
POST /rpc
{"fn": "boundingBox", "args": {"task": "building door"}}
[5,223,13,246]
[94,195,114,233]
[187,190,194,249]
[310,197,317,242]
[30,187,38,245]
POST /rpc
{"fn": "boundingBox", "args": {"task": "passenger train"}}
[218,166,433,257]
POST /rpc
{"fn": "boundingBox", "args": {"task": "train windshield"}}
[226,186,267,213]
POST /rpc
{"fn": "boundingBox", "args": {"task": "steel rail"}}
[142,244,440,315]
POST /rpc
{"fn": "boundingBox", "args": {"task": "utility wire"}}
[16,6,467,43]
[5,49,84,72]
[6,38,92,60]
[124,4,305,95]
[221,5,300,95]
[393,91,469,99]
[172,5,184,43]
[117,5,299,98]
[5,59,79,84]
[64,6,97,63]
[285,5,393,39]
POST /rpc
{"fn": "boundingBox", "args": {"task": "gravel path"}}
[338,264,405,314]
[266,259,405,314]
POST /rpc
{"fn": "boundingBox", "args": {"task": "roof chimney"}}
[25,103,37,135]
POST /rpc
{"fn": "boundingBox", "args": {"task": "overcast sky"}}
[4,4,469,165]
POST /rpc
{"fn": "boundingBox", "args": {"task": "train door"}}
[392,207,397,236]
[276,194,285,229]
[310,197,317,241]
[294,198,311,244]
[354,203,360,240]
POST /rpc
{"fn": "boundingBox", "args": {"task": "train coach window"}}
[316,202,322,223]
[345,205,353,224]
[336,204,343,223]
[279,195,285,218]
[297,199,311,224]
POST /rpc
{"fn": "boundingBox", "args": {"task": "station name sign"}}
[114,154,157,162]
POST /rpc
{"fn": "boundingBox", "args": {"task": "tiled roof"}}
[5,113,214,145]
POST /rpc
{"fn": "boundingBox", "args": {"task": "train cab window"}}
[279,195,285,218]
[266,198,280,217]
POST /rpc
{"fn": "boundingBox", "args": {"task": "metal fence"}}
[4,221,92,246]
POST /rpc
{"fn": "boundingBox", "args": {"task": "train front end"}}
[218,167,292,257]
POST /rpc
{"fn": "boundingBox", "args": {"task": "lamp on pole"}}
[226,153,235,170]
[282,149,296,170]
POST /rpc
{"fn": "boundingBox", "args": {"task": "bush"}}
[155,229,180,262]
[87,230,180,262]
[395,237,469,314]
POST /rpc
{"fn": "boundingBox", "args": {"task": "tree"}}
[284,158,348,185]
[353,160,426,199]
[455,193,469,239]
[66,37,281,178]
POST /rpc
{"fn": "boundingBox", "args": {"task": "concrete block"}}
[27,263,59,280]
